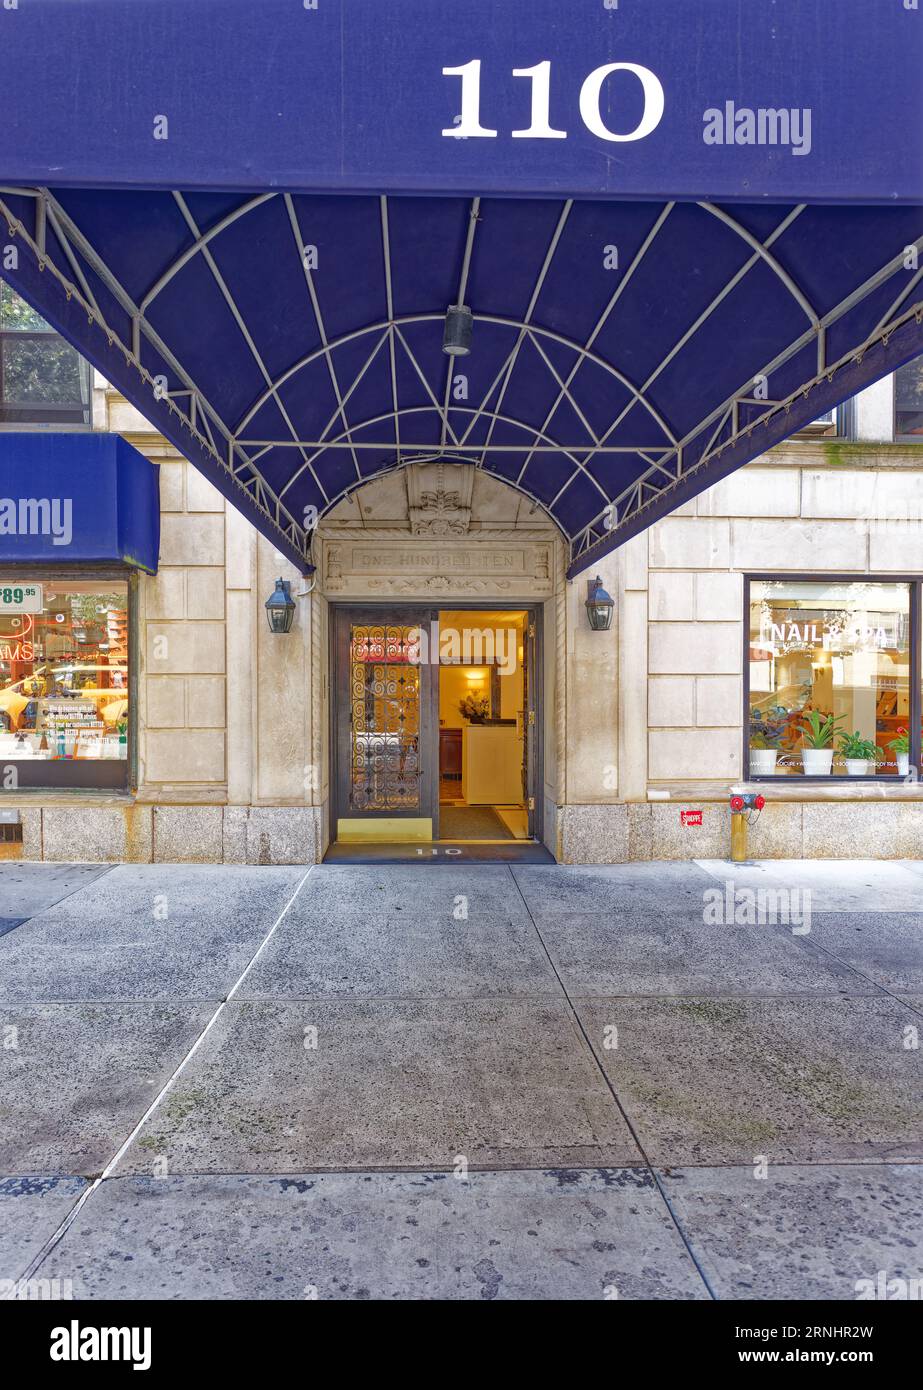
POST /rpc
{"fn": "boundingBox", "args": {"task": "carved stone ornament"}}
[406,461,474,536]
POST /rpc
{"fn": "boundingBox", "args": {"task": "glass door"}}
[333,608,437,841]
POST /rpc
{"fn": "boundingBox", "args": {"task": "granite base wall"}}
[5,800,921,864]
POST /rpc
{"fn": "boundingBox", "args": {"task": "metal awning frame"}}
[2,184,921,577]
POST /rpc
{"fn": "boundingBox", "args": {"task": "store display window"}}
[0,576,131,788]
[747,578,917,779]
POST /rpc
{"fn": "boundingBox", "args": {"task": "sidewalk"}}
[1,858,921,1300]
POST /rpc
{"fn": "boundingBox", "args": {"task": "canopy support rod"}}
[173,192,329,506]
[278,329,392,497]
[573,251,923,556]
[592,204,807,458]
[441,197,481,448]
[514,200,675,485]
[239,439,671,453]
[468,198,573,460]
[380,197,401,466]
[284,192,362,484]
[393,324,460,447]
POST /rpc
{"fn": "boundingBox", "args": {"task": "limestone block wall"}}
[141,456,228,795]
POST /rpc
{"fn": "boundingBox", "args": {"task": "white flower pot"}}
[802,748,833,775]
[897,752,910,778]
[845,758,869,776]
[750,749,778,776]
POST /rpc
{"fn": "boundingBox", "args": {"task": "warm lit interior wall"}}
[439,665,489,727]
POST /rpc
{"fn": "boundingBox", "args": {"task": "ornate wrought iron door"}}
[333,608,438,825]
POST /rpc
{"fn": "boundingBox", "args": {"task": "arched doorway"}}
[314,459,564,860]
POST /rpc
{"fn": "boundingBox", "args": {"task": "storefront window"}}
[748,580,913,778]
[0,578,129,787]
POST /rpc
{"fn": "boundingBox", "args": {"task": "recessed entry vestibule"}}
[330,603,542,854]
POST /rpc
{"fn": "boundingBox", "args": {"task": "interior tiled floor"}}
[1,858,921,1300]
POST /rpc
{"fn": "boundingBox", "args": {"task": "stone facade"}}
[7,376,923,863]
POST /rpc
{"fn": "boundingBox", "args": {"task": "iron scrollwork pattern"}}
[349,624,421,811]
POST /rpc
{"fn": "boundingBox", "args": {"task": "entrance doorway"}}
[330,604,542,849]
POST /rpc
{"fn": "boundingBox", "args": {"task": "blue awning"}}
[0,2,921,576]
[0,434,160,574]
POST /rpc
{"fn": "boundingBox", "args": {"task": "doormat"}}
[438,805,515,840]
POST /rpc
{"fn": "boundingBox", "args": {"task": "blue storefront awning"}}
[0,1,921,576]
[0,434,160,574]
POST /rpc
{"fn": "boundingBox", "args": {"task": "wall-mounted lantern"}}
[265,577,296,634]
[585,575,614,631]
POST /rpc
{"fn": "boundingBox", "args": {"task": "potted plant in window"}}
[799,710,846,775]
[749,705,787,776]
[888,727,910,778]
[835,729,882,777]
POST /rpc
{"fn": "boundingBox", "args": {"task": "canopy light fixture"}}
[443,303,473,356]
[585,575,614,631]
[265,577,296,634]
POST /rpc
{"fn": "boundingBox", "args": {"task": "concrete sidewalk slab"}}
[801,913,923,993]
[660,1164,923,1300]
[38,1169,707,1300]
[0,912,276,1002]
[295,864,529,920]
[115,998,643,1173]
[0,863,112,920]
[696,860,923,913]
[535,908,876,997]
[511,862,716,915]
[0,1175,87,1282]
[239,911,560,1000]
[0,1003,213,1173]
[575,994,923,1165]
[33,864,307,925]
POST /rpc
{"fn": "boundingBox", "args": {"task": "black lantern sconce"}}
[443,303,473,356]
[265,577,297,634]
[585,575,614,631]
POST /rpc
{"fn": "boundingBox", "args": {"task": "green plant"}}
[836,730,881,763]
[799,709,846,750]
[888,727,910,755]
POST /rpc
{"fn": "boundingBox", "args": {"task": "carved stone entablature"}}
[319,537,557,599]
[406,461,474,536]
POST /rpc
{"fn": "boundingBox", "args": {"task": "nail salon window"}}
[746,578,919,780]
[0,284,91,427]
[0,577,131,789]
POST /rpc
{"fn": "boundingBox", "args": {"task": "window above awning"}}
[0,2,921,576]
